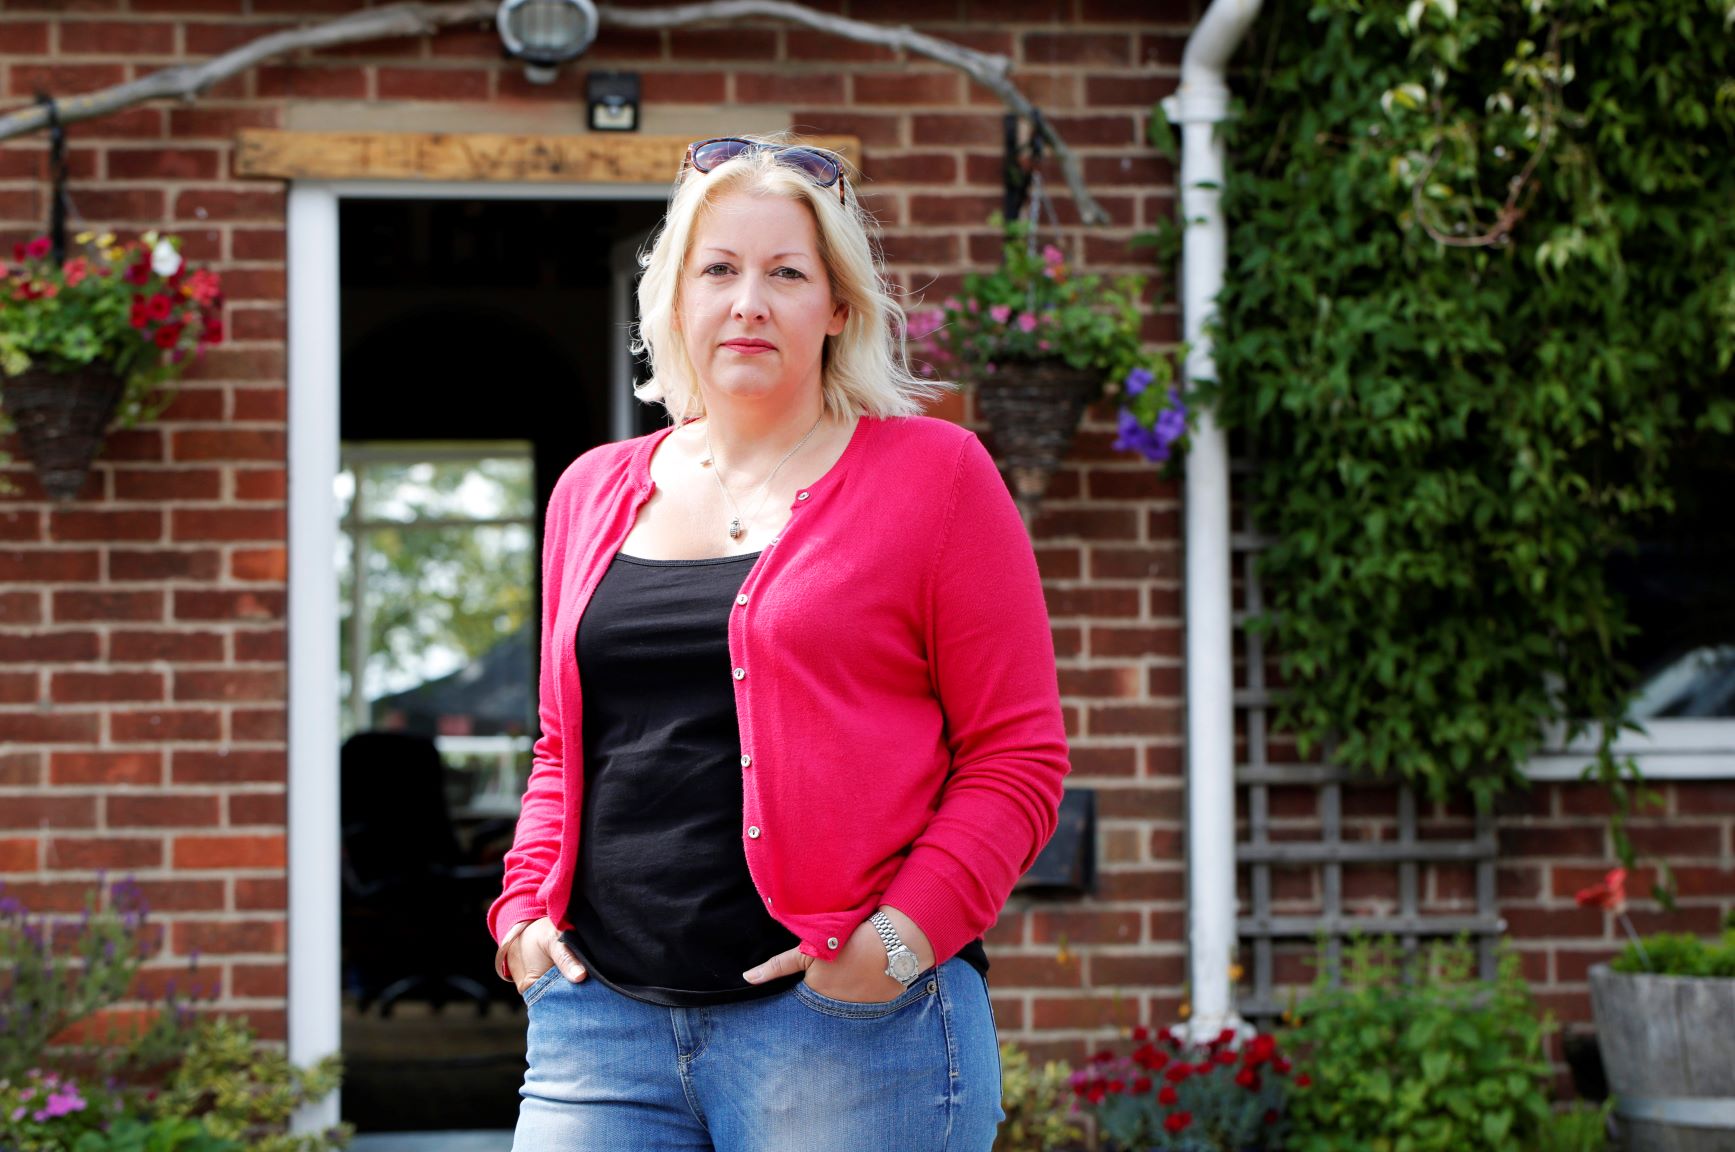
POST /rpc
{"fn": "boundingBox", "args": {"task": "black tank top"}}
[564,549,987,1007]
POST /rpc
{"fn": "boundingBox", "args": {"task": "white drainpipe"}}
[1163,0,1263,1043]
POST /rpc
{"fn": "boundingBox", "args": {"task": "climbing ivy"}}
[1209,0,1735,842]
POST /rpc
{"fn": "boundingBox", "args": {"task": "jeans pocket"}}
[793,972,937,1020]
[521,965,563,1007]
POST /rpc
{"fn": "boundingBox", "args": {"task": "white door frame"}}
[285,179,665,1132]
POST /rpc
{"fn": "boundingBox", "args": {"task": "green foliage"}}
[0,882,346,1152]
[1210,0,1735,824]
[72,1117,244,1152]
[913,216,1156,396]
[1526,1101,1613,1152]
[1610,927,1735,977]
[1284,938,1555,1152]
[155,1019,347,1152]
[994,1042,1082,1152]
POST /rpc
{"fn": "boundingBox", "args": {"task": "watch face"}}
[889,950,922,981]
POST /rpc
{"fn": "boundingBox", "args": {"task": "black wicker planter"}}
[1,366,127,501]
[974,359,1098,526]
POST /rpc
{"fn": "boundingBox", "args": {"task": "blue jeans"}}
[513,956,1004,1151]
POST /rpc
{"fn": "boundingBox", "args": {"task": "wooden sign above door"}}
[235,131,861,184]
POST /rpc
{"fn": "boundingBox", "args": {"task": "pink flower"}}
[64,257,89,286]
[24,235,51,260]
[989,304,1012,324]
[1017,312,1038,333]
[1043,243,1065,266]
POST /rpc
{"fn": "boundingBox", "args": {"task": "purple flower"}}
[1124,366,1155,396]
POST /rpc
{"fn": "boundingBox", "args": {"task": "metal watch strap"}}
[869,910,922,986]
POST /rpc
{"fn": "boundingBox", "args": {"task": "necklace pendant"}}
[728,517,743,539]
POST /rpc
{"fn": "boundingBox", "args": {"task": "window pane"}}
[359,455,534,523]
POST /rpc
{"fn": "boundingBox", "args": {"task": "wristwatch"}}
[869,910,923,987]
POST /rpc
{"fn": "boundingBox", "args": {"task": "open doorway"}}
[332,195,664,1137]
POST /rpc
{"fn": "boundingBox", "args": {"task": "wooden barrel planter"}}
[973,359,1098,527]
[0,366,126,501]
[1589,964,1735,1151]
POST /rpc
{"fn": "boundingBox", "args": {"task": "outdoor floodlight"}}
[497,0,599,85]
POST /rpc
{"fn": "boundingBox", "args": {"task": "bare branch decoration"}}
[0,0,1108,224]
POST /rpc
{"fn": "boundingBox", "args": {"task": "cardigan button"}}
[747,826,761,839]
[797,491,810,501]
[732,667,745,680]
[736,593,748,606]
[740,753,752,768]
[826,937,840,950]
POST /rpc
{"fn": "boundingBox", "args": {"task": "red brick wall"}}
[1,0,1728,1085]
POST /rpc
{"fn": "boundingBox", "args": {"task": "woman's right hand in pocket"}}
[509,917,588,994]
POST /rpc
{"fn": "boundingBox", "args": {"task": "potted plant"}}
[1581,869,1735,1152]
[0,231,223,500]
[908,216,1184,522]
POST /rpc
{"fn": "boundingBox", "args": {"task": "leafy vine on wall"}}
[1209,0,1735,870]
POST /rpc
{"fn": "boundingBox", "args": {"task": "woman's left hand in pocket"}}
[742,906,934,1004]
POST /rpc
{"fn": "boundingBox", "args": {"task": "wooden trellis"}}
[1229,459,1505,1021]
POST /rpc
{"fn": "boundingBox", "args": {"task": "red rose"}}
[1132,1076,1152,1094]
[1164,1111,1193,1134]
[1235,1066,1261,1091]
[1246,1034,1278,1065]
[1158,1085,1179,1106]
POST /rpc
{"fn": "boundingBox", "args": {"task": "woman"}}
[492,135,1069,1151]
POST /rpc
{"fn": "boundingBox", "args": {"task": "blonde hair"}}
[632,136,952,424]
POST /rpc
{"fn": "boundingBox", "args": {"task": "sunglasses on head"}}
[684,137,849,204]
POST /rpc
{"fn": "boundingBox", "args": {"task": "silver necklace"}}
[702,412,826,541]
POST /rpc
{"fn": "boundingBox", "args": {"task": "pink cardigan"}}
[488,413,1070,967]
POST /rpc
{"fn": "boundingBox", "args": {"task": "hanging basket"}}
[1,366,127,501]
[974,358,1099,526]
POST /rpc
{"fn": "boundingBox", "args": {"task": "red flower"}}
[1235,1066,1262,1091]
[125,260,151,285]
[1106,1079,1124,1095]
[145,293,174,322]
[1131,1026,1150,1042]
[1132,1076,1152,1094]
[1214,1049,1238,1066]
[201,316,224,345]
[154,323,184,349]
[1575,868,1627,913]
[1263,1109,1280,1127]
[1164,1064,1191,1084]
[1157,1027,1181,1049]
[1164,1111,1193,1134]
[1273,1056,1293,1075]
[1295,1073,1312,1088]
[10,243,23,263]
[24,235,51,260]
[1213,1027,1237,1047]
[1245,1034,1278,1065]
[1158,1085,1179,1106]
[1085,1083,1106,1104]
